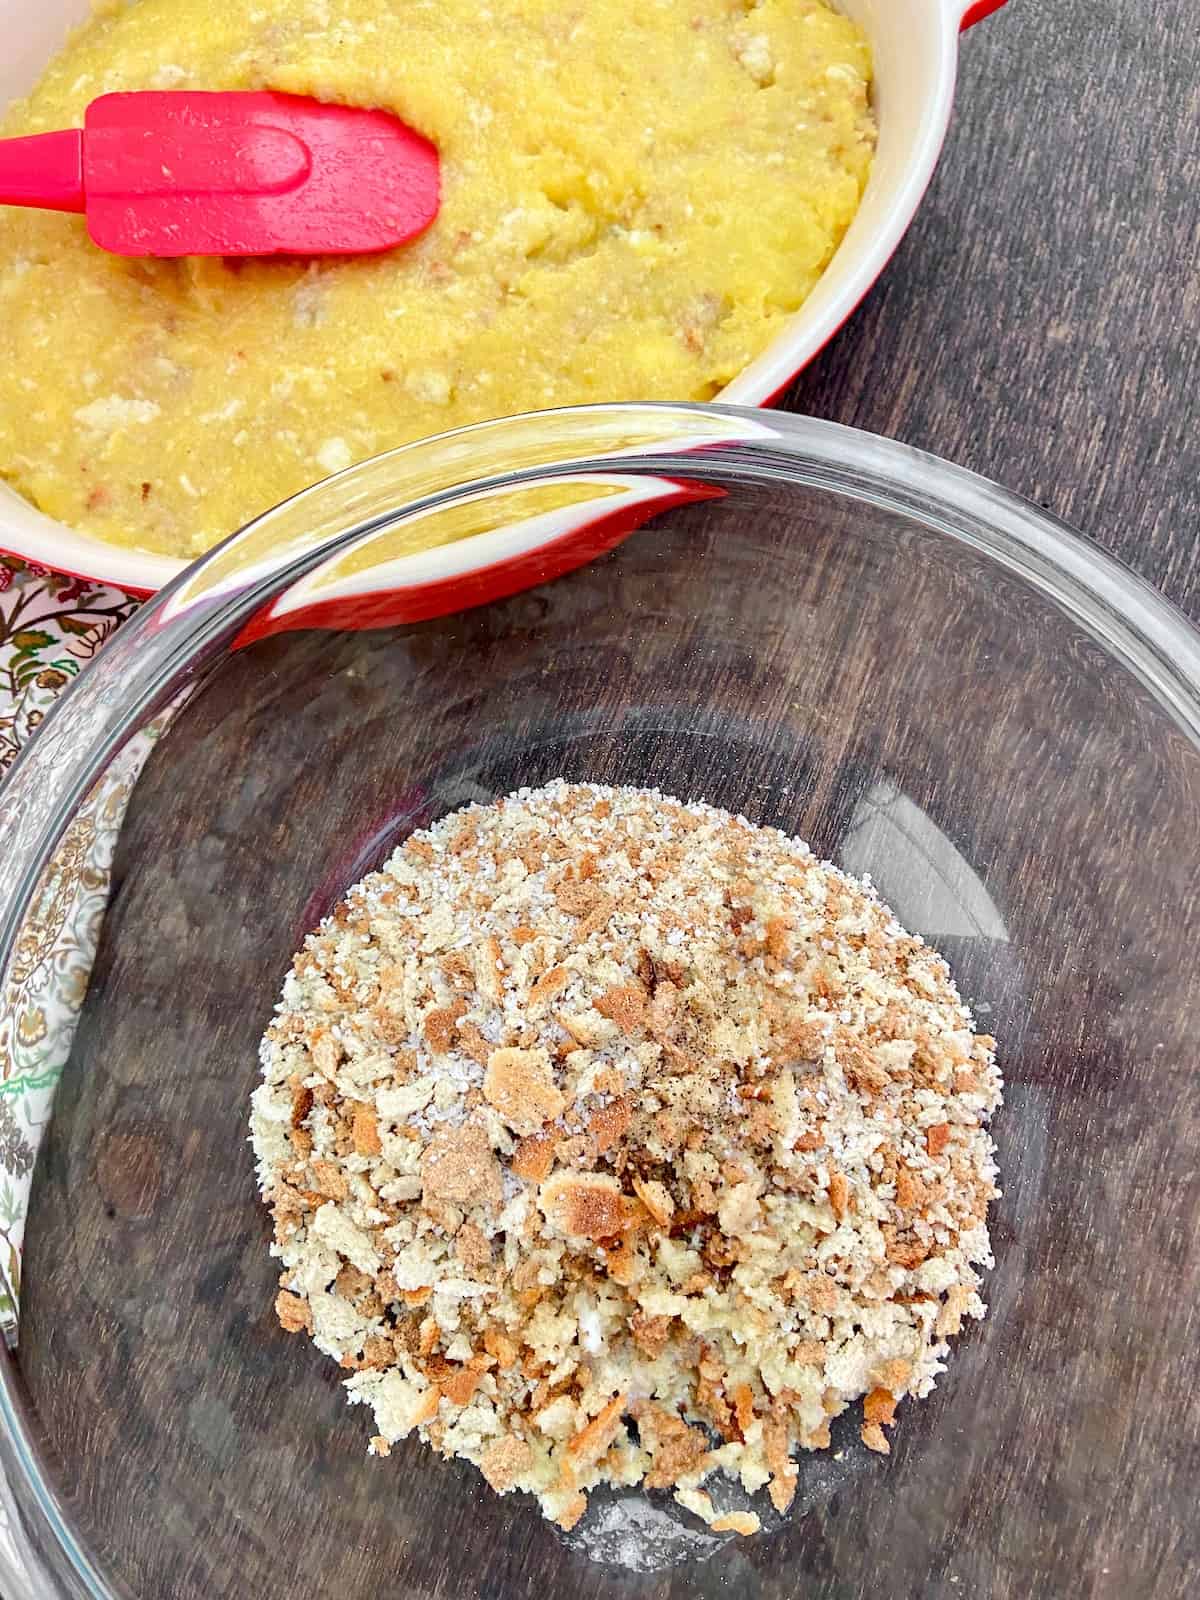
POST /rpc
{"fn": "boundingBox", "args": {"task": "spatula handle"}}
[0,129,85,213]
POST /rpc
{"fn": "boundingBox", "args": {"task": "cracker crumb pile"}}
[251,783,1002,1534]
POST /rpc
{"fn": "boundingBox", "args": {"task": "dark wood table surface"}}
[788,0,1200,620]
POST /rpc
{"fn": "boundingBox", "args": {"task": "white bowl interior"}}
[0,0,958,589]
[723,0,956,402]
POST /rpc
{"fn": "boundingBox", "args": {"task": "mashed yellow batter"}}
[0,0,873,558]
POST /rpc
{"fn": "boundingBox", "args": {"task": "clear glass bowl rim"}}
[2,399,1200,1599]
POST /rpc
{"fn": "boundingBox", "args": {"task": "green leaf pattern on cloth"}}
[0,558,144,1299]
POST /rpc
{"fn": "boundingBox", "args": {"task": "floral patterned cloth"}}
[0,557,140,1322]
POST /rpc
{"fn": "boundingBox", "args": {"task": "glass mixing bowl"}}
[0,404,1196,1600]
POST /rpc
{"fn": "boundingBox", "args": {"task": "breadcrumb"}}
[253,783,1002,1535]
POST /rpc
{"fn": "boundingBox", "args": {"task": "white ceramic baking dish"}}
[0,0,1006,592]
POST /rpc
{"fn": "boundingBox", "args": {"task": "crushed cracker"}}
[252,783,1002,1536]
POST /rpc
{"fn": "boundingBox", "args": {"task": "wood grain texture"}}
[790,0,1200,619]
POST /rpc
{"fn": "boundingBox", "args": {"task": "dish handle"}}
[959,0,1008,27]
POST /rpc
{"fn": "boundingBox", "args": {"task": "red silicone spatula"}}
[0,90,440,257]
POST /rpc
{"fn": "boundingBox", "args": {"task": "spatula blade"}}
[82,91,440,258]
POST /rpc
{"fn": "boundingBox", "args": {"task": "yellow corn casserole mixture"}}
[0,0,874,557]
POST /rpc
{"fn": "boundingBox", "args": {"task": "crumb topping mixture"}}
[252,783,1002,1534]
